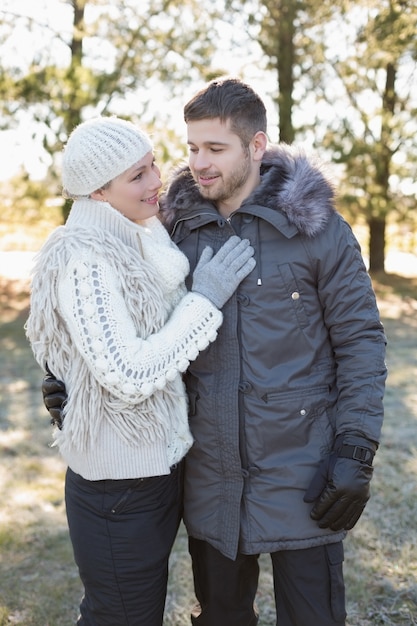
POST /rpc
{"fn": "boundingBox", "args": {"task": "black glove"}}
[42,364,68,429]
[303,433,377,531]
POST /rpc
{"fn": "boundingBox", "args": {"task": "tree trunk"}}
[368,216,386,273]
[62,0,86,222]
[369,62,396,274]
[277,0,295,143]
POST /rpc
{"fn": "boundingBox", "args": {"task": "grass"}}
[0,269,416,625]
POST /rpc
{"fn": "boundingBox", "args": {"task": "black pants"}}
[65,464,183,626]
[189,537,346,626]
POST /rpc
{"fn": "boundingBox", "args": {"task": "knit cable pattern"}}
[26,207,222,460]
[59,254,220,401]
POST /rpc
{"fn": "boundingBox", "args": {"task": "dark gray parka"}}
[161,145,387,560]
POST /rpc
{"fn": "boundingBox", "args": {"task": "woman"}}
[25,116,255,625]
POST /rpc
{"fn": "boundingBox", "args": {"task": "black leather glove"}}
[303,433,377,531]
[42,364,68,429]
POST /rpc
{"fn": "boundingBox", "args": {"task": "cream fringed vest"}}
[26,199,222,480]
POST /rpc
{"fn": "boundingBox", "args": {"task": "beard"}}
[197,149,251,204]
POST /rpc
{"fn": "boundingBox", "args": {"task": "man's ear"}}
[251,131,268,162]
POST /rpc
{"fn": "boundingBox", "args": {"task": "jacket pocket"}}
[277,263,309,328]
[253,386,334,458]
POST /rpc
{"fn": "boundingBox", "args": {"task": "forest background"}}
[0,0,416,624]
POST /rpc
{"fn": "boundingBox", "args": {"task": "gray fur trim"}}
[160,144,336,238]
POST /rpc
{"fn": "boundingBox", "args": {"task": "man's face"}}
[186,118,258,215]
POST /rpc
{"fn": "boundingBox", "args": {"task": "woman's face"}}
[92,151,162,222]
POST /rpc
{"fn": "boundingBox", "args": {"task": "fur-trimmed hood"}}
[160,144,336,238]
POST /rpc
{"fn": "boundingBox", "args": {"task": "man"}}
[160,77,386,626]
[44,77,386,626]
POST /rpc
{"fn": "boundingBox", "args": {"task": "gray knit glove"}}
[192,236,255,309]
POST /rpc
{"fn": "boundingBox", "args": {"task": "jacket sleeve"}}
[315,214,387,443]
[57,255,222,402]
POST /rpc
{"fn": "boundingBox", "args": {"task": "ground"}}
[0,252,416,625]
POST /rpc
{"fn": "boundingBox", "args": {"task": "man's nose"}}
[193,150,211,170]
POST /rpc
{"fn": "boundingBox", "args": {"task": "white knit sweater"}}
[26,199,223,480]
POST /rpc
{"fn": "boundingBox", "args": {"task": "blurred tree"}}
[0,0,224,220]
[319,0,417,272]
[224,0,332,143]
[1,0,415,268]
[225,0,417,273]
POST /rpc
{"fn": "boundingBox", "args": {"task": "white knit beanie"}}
[62,116,153,197]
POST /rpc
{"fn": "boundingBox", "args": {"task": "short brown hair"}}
[184,77,267,147]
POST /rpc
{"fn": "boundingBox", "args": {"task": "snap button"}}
[291,292,300,300]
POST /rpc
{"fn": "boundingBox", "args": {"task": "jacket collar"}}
[160,144,335,238]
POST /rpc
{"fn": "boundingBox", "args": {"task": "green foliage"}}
[313,0,417,270]
[0,174,63,250]
[0,0,225,219]
[0,0,416,261]
[0,0,223,137]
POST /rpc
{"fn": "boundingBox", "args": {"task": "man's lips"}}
[197,174,220,186]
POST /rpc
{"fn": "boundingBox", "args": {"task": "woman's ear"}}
[90,188,106,201]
